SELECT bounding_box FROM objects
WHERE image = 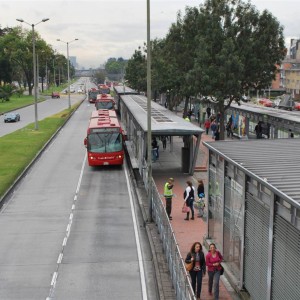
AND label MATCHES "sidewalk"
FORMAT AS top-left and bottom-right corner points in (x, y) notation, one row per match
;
(152, 124), (239, 300)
